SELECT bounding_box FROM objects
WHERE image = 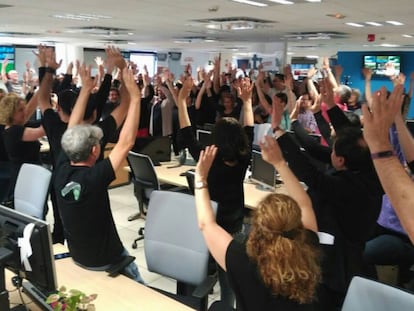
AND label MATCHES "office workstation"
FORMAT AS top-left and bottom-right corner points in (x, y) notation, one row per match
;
(1, 1), (414, 310)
